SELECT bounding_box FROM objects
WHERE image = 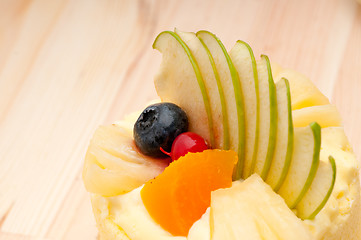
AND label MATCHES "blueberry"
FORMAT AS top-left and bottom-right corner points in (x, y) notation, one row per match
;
(134, 103), (189, 158)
